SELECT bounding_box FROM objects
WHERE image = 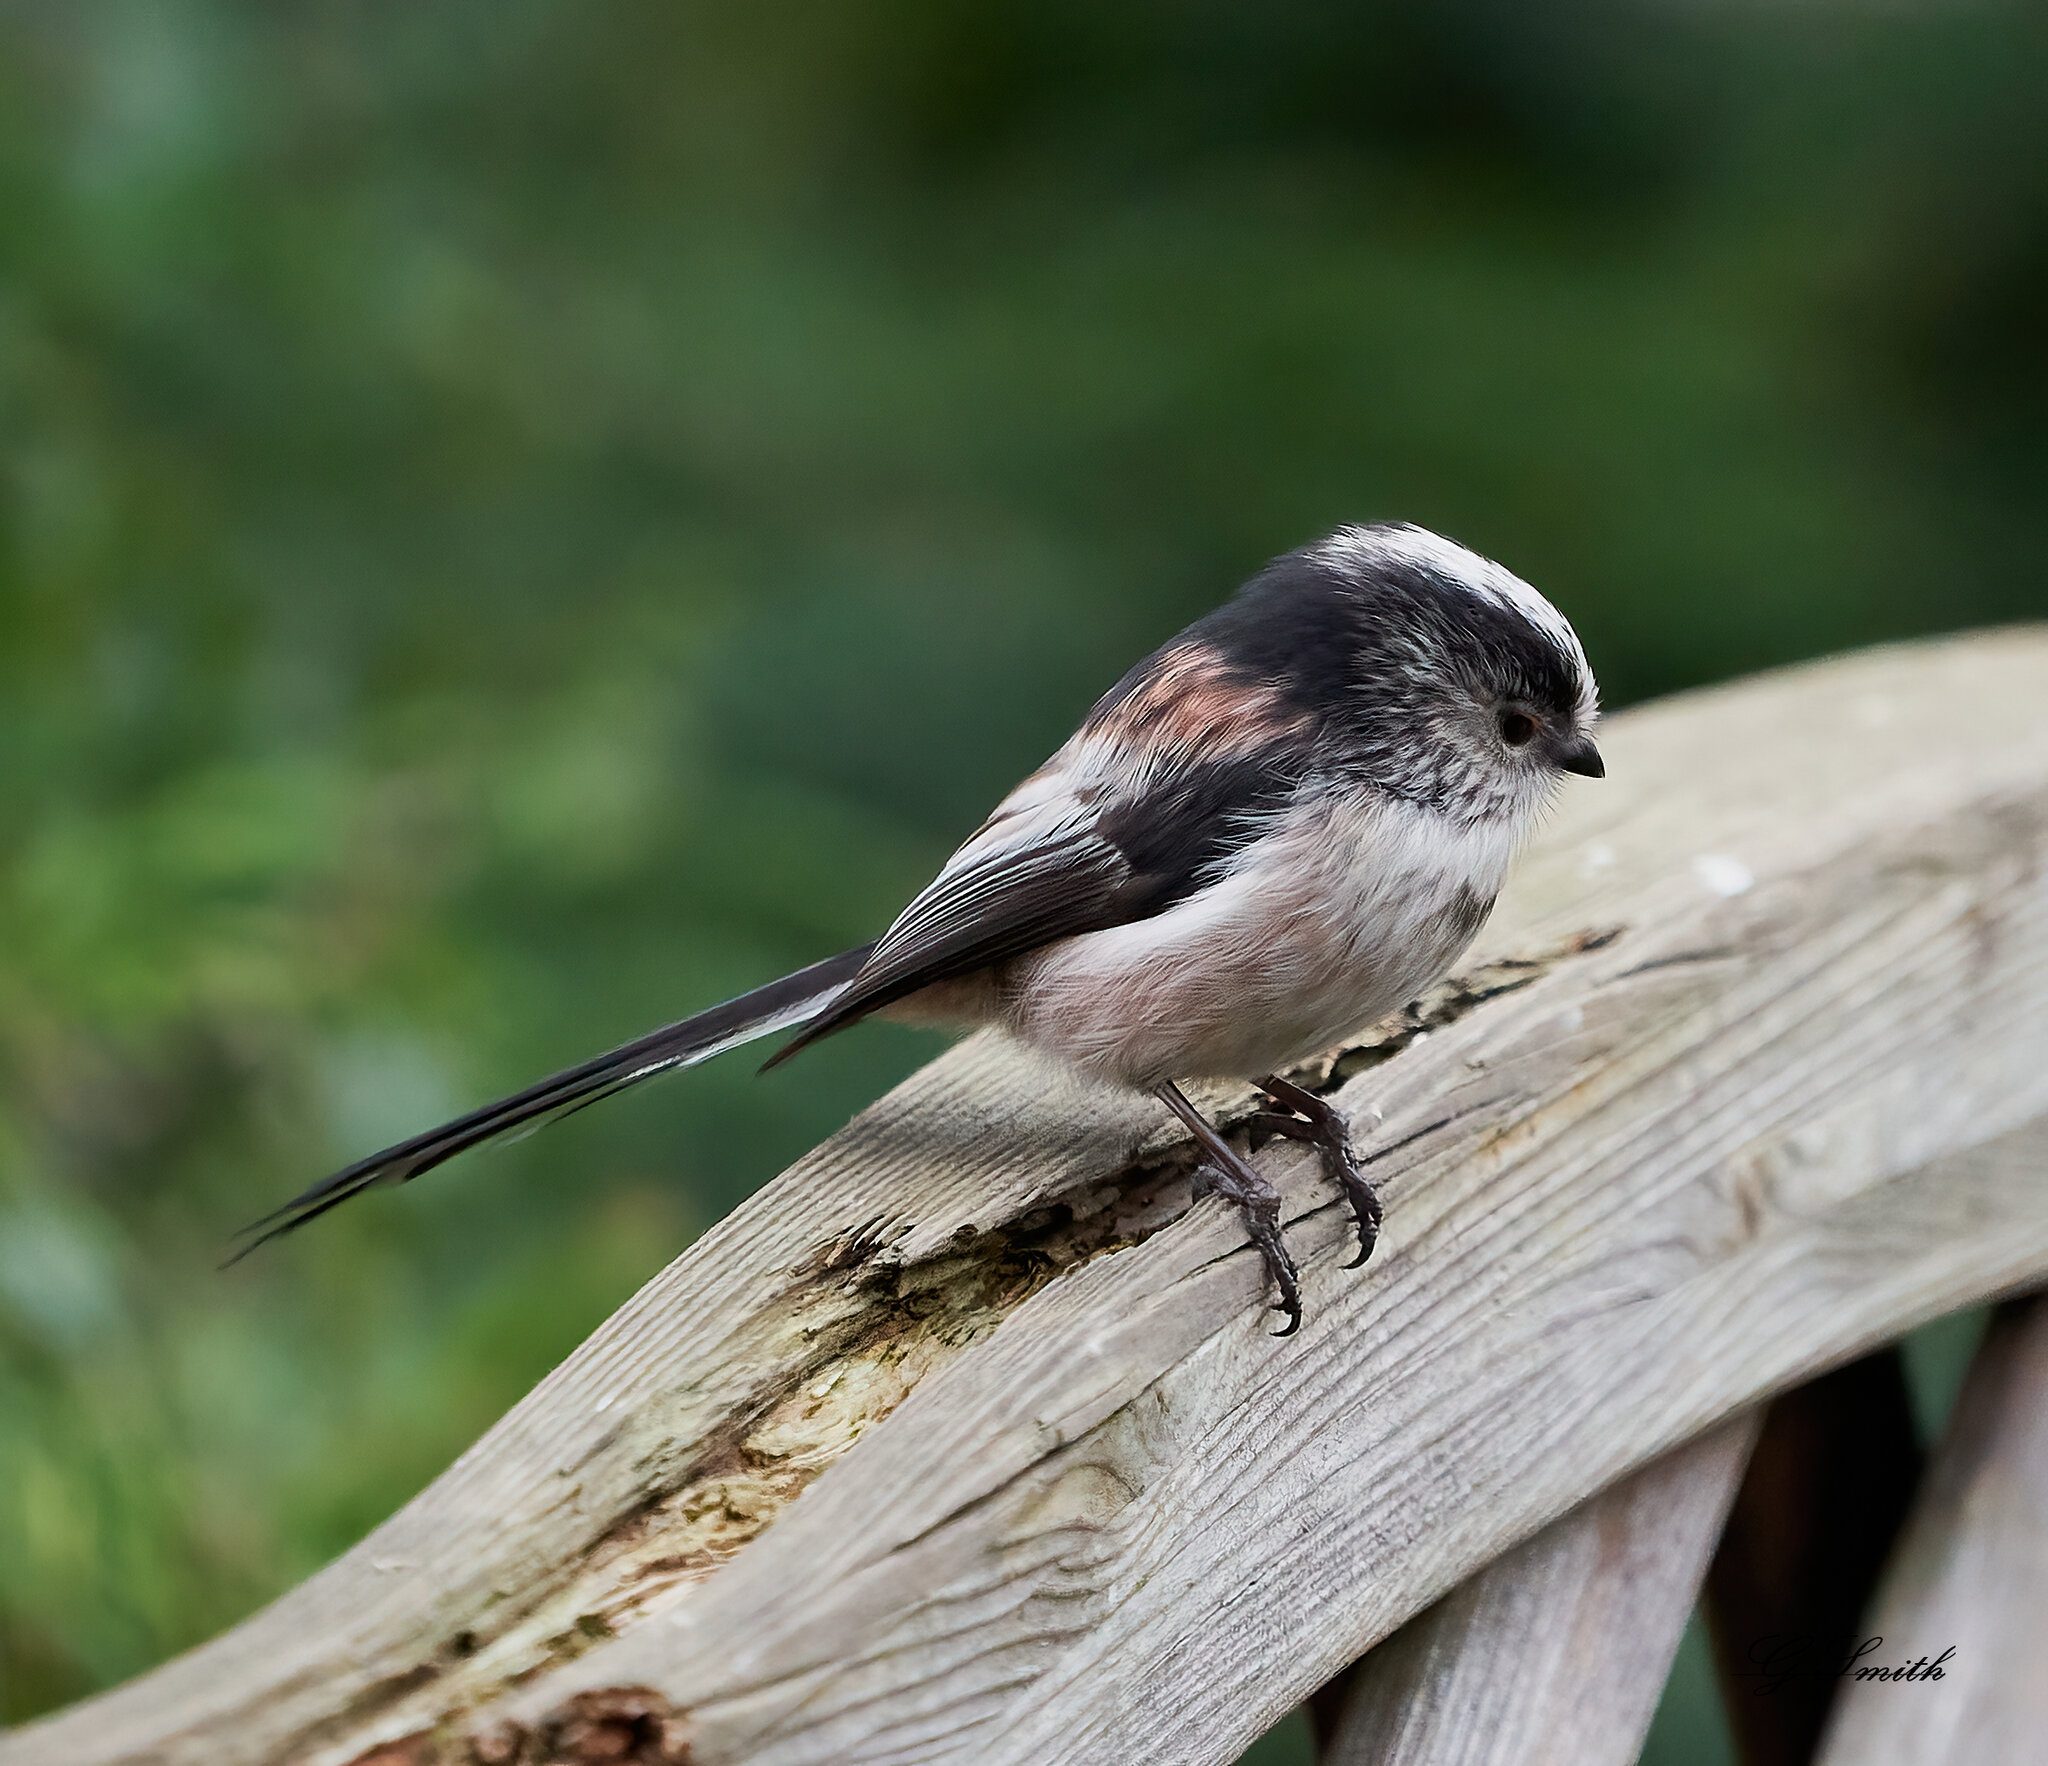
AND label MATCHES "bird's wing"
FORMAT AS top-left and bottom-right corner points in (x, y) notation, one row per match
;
(768, 634), (1317, 1062)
